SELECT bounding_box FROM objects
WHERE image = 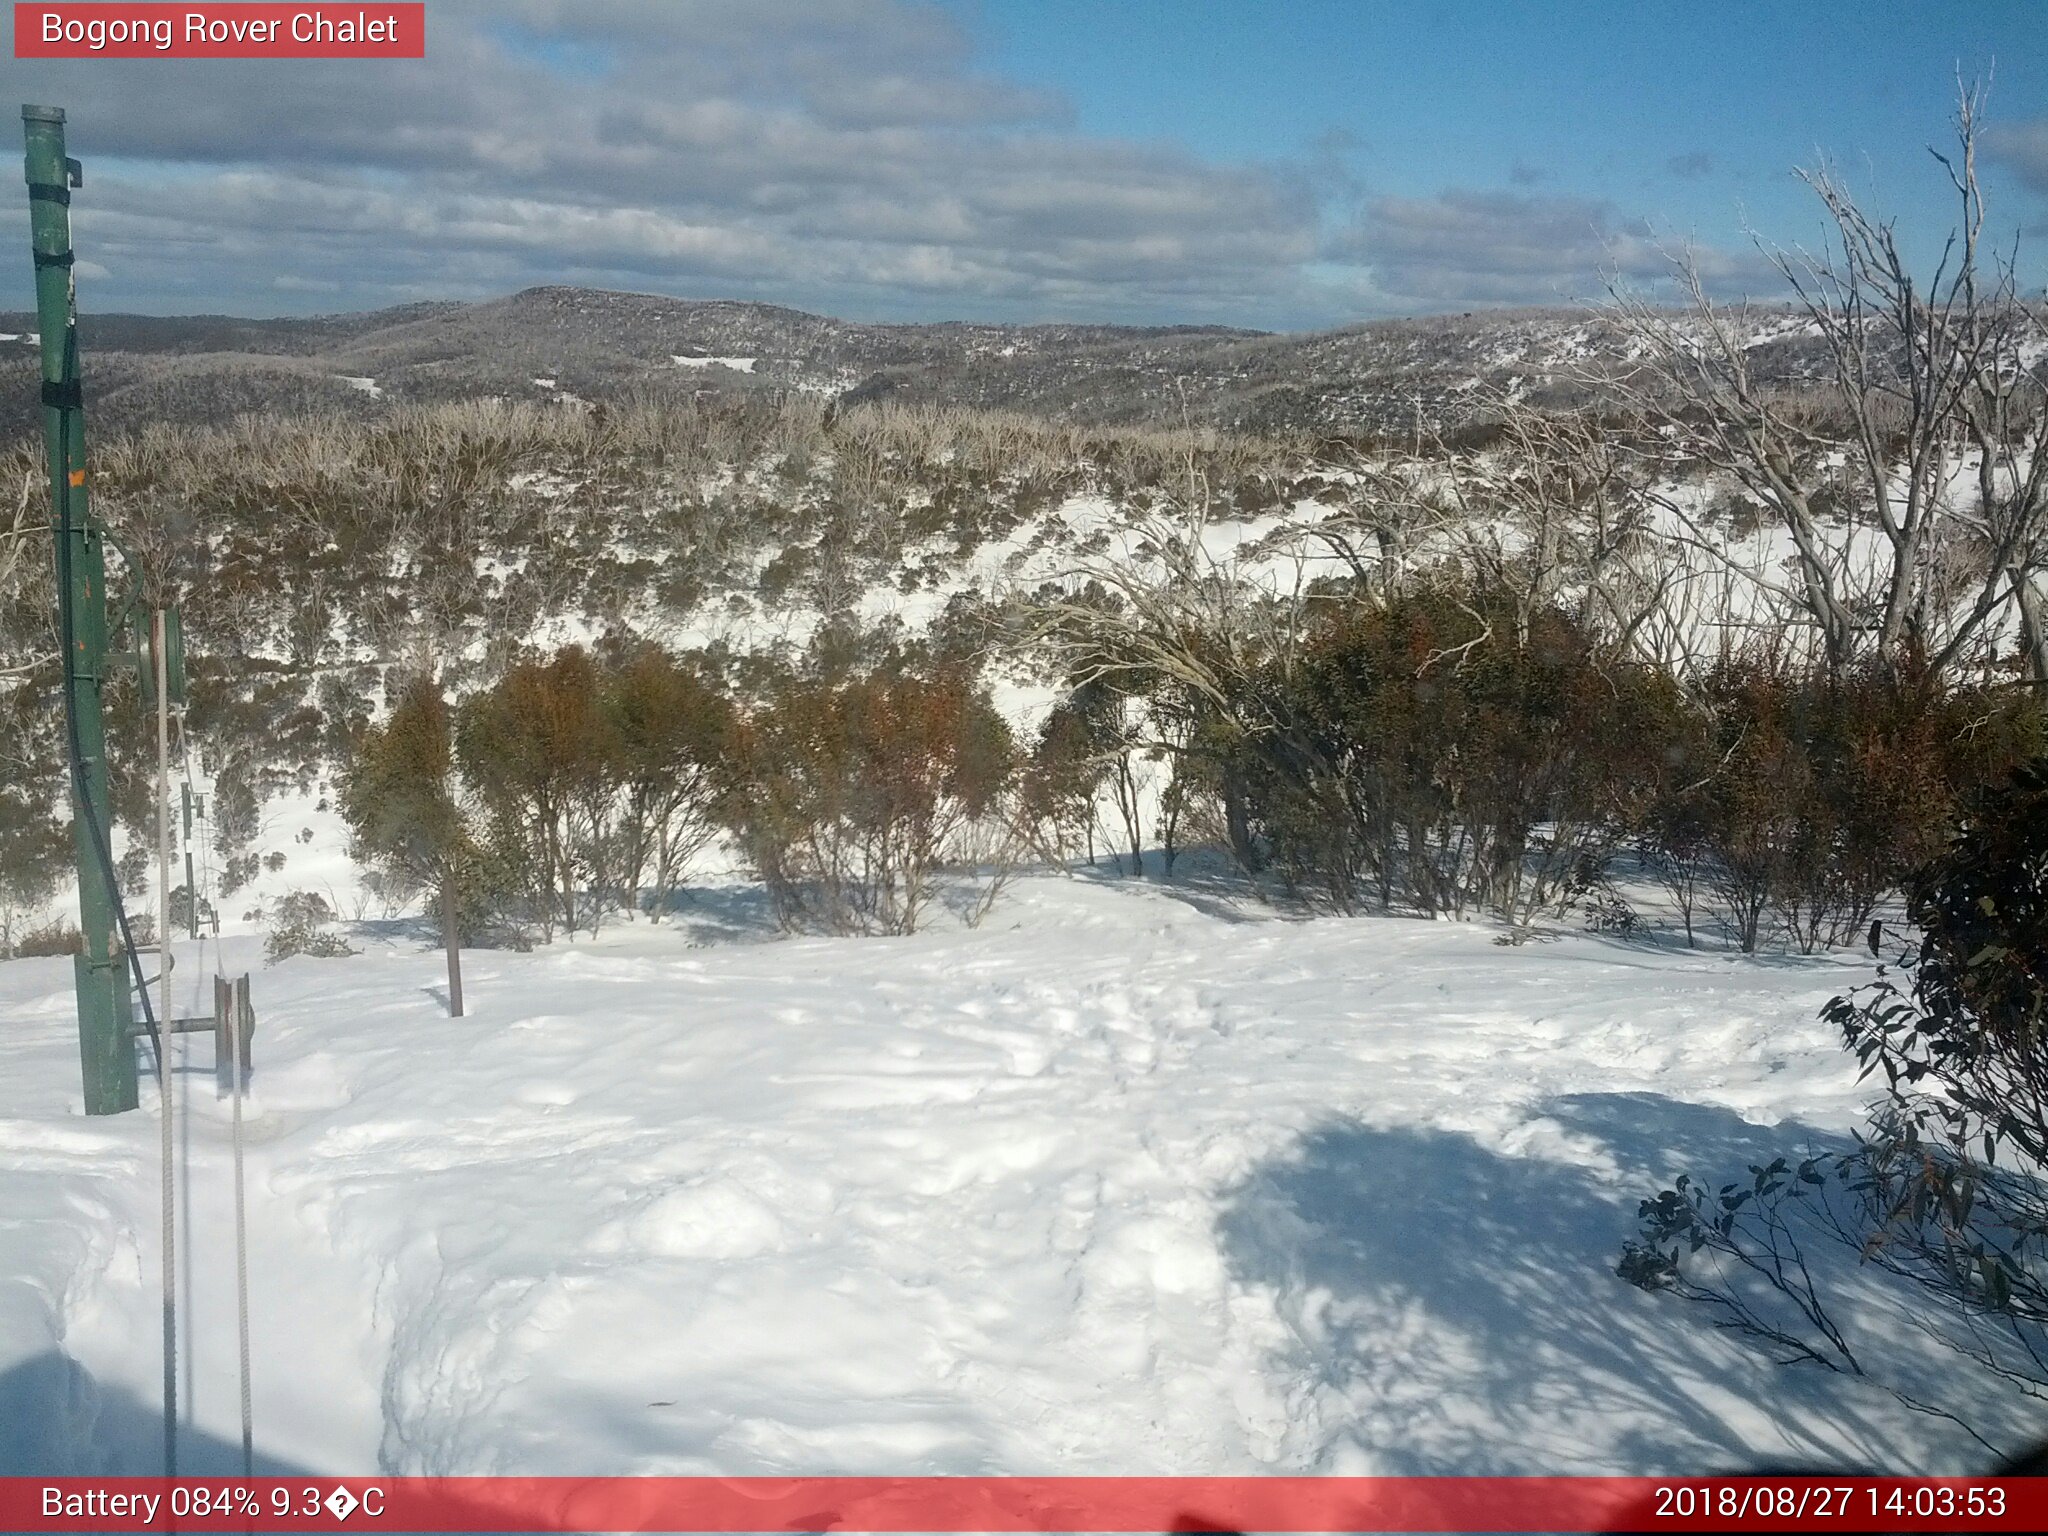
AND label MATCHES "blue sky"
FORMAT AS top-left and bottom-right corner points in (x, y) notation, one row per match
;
(2, 0), (2044, 328)
(958, 0), (2048, 277)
